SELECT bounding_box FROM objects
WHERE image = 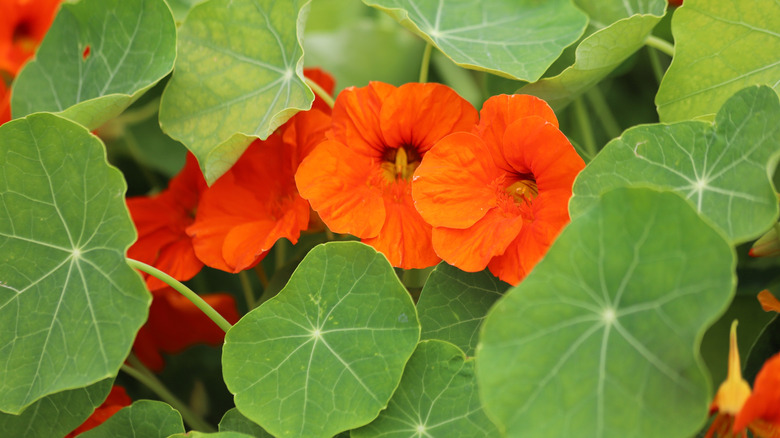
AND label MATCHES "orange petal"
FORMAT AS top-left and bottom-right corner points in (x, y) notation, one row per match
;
(362, 181), (439, 269)
(282, 108), (332, 163)
(734, 352), (780, 432)
(758, 289), (780, 313)
(147, 237), (203, 290)
(330, 82), (395, 156)
(1, 80), (10, 125)
(379, 82), (478, 154)
(303, 67), (336, 113)
(474, 94), (559, 172)
(0, 0), (62, 75)
(412, 132), (500, 229)
(65, 385), (131, 437)
(295, 140), (386, 237)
